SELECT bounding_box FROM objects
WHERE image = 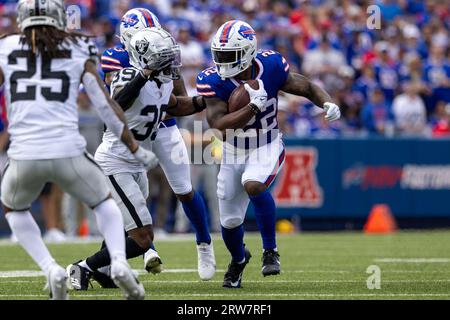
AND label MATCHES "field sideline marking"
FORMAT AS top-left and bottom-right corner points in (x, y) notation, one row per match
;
(375, 258), (450, 263)
(0, 269), (224, 278)
(1, 293), (450, 299)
